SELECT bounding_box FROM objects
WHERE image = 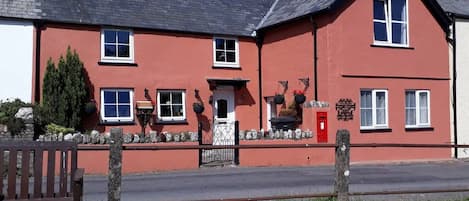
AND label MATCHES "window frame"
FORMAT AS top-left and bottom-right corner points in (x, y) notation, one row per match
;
(405, 90), (431, 128)
(360, 89), (389, 130)
(100, 29), (135, 63)
(157, 90), (187, 122)
(213, 37), (240, 68)
(100, 89), (134, 123)
(373, 0), (409, 47)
